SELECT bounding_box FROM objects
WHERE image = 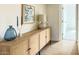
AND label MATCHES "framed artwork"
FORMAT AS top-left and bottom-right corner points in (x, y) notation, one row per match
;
(21, 4), (35, 24)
